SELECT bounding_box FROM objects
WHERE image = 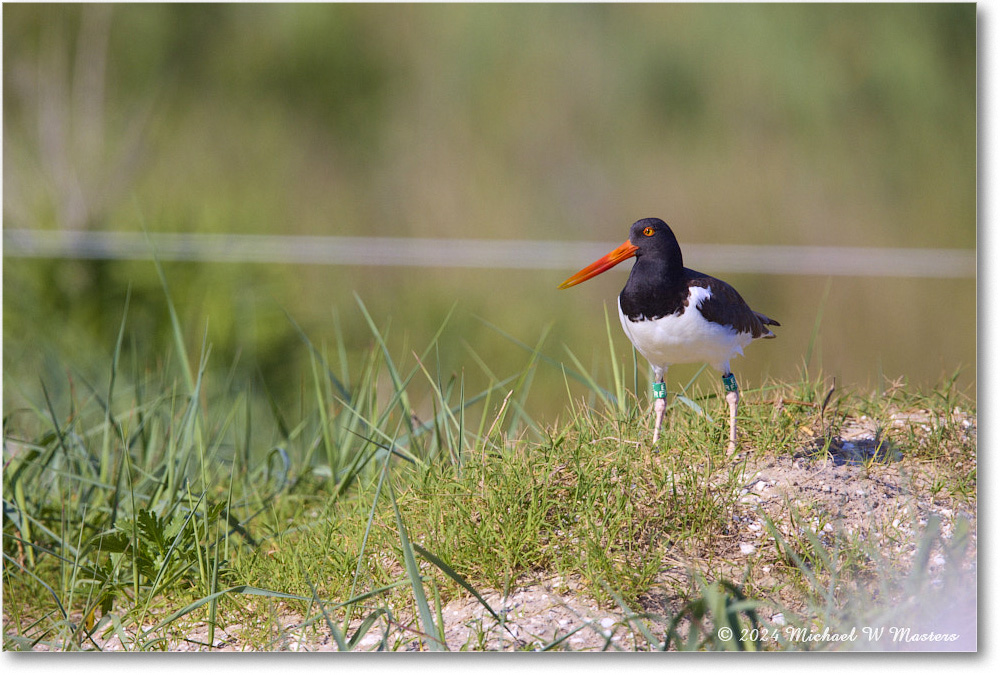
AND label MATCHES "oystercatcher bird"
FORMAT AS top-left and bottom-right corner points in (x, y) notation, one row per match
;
(559, 218), (779, 453)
